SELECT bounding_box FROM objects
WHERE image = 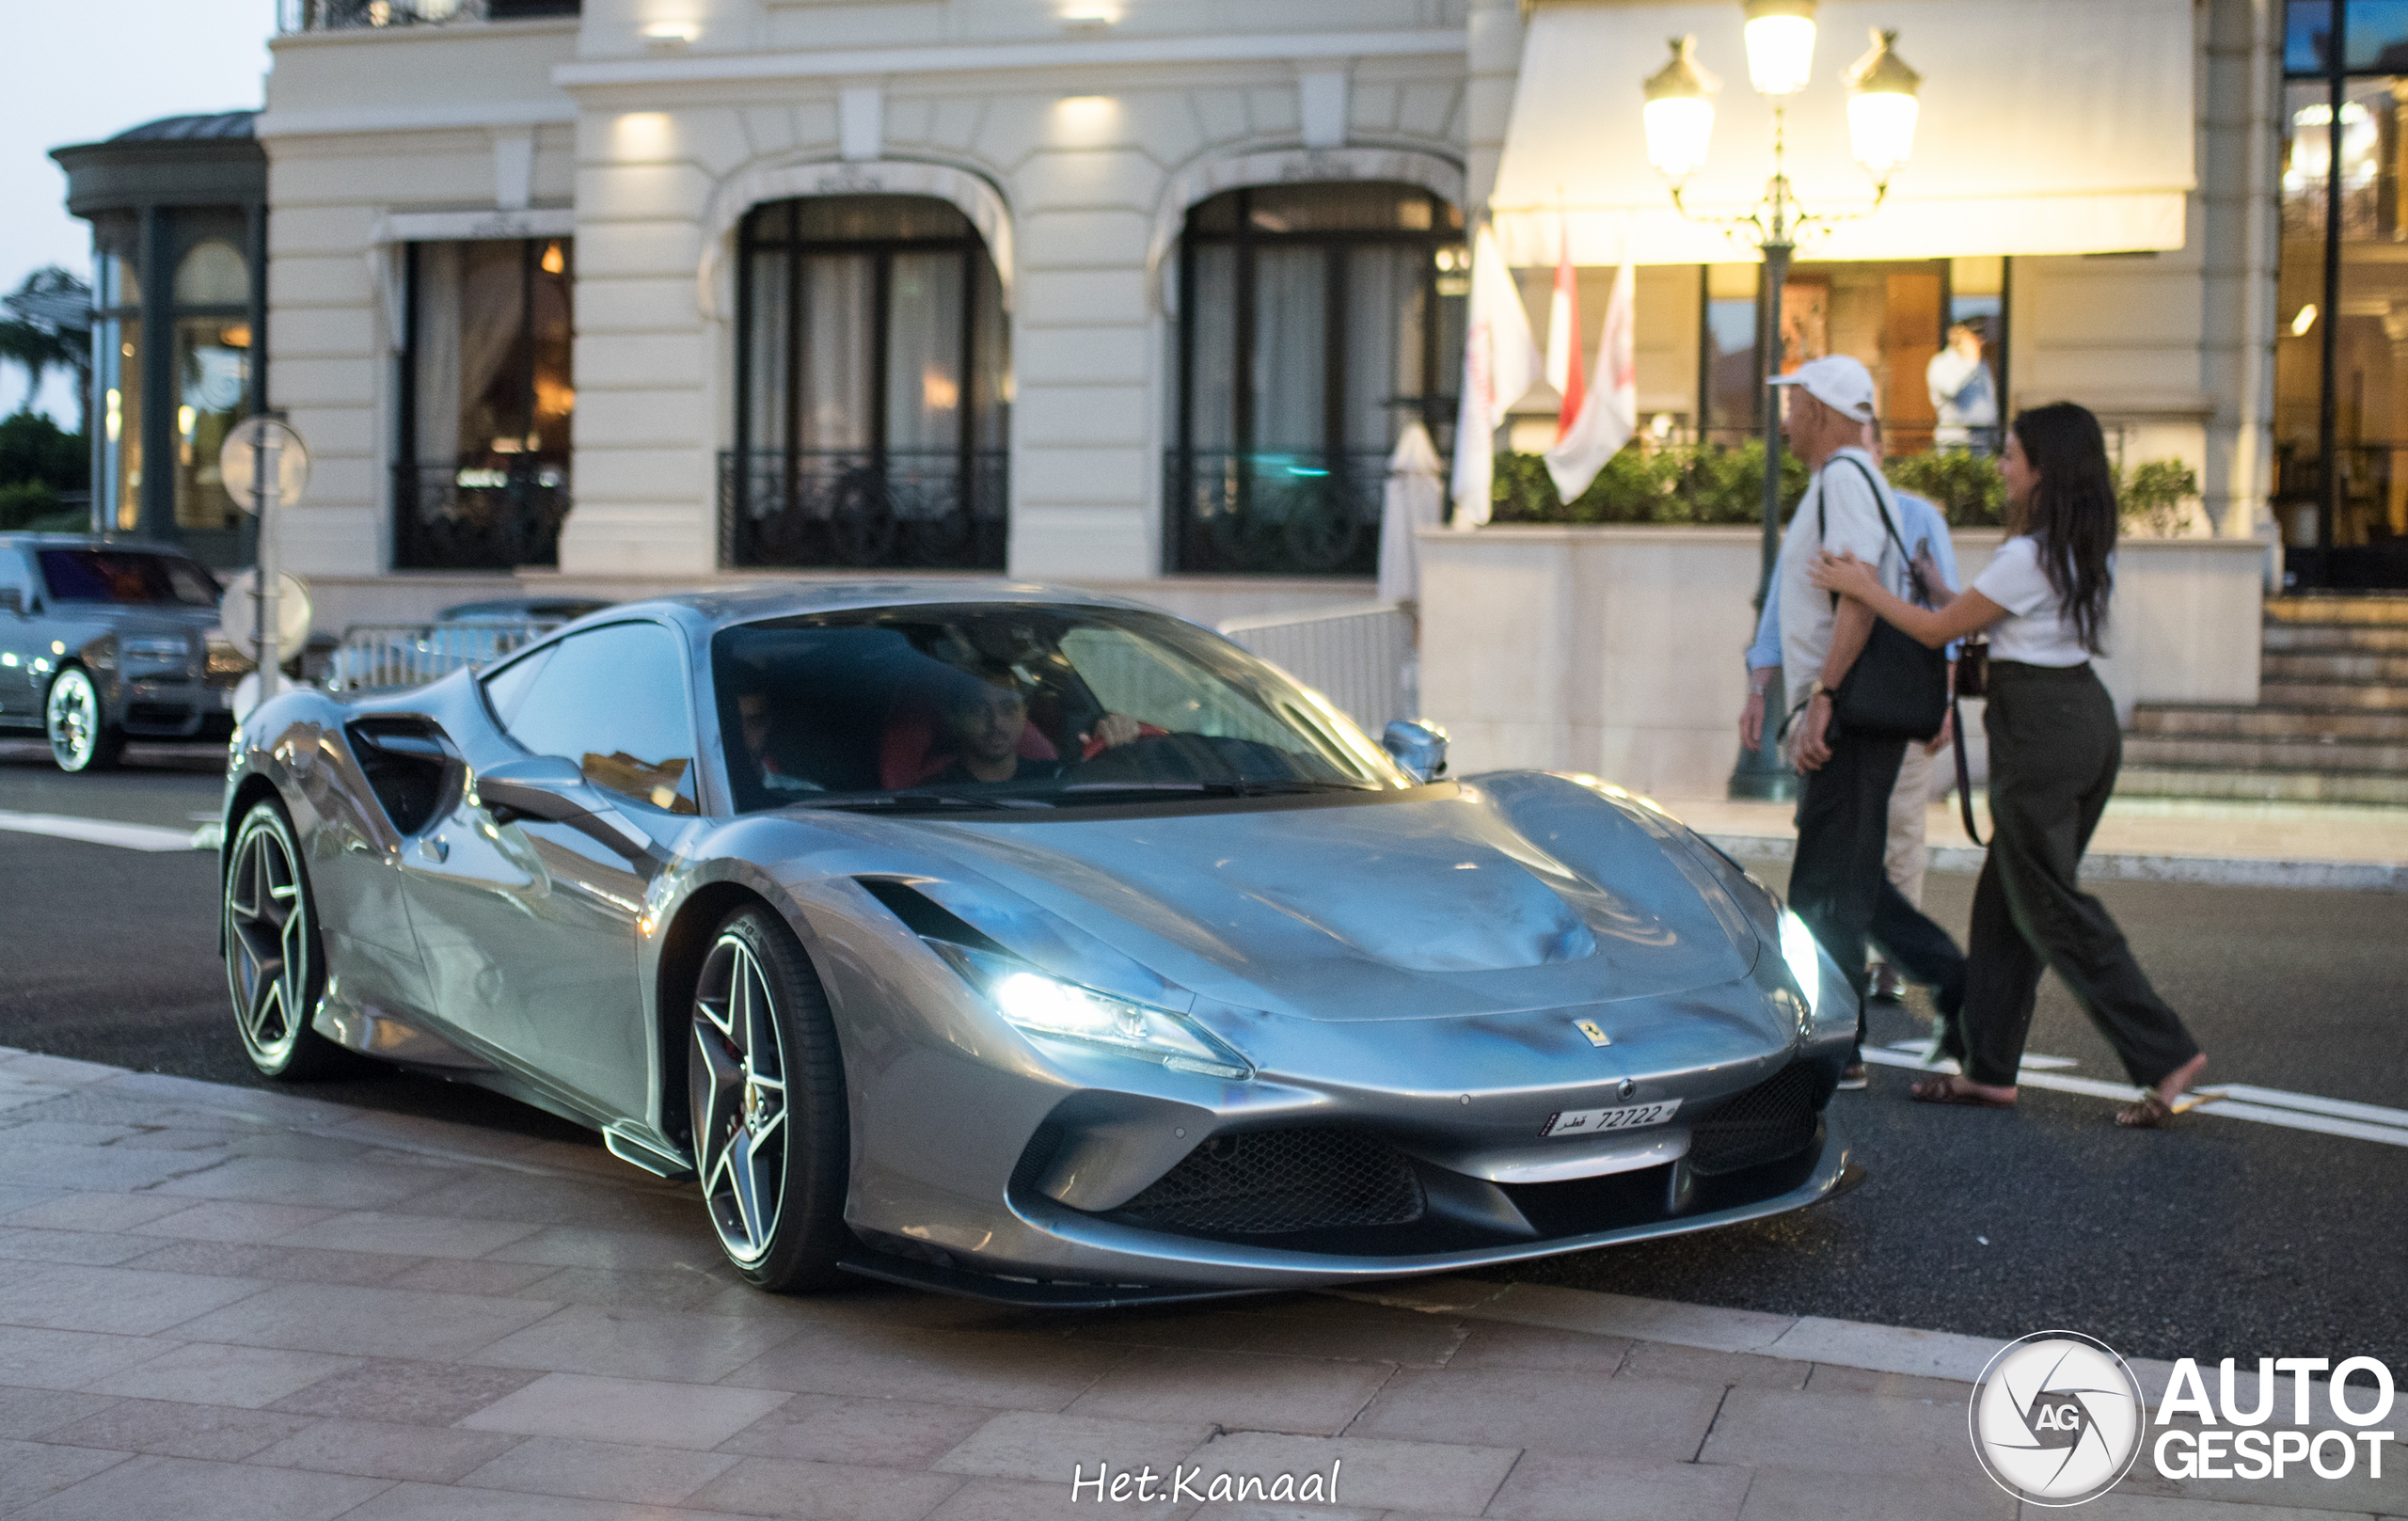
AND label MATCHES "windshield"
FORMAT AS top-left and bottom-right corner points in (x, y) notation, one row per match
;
(37, 549), (220, 608)
(713, 604), (1409, 813)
